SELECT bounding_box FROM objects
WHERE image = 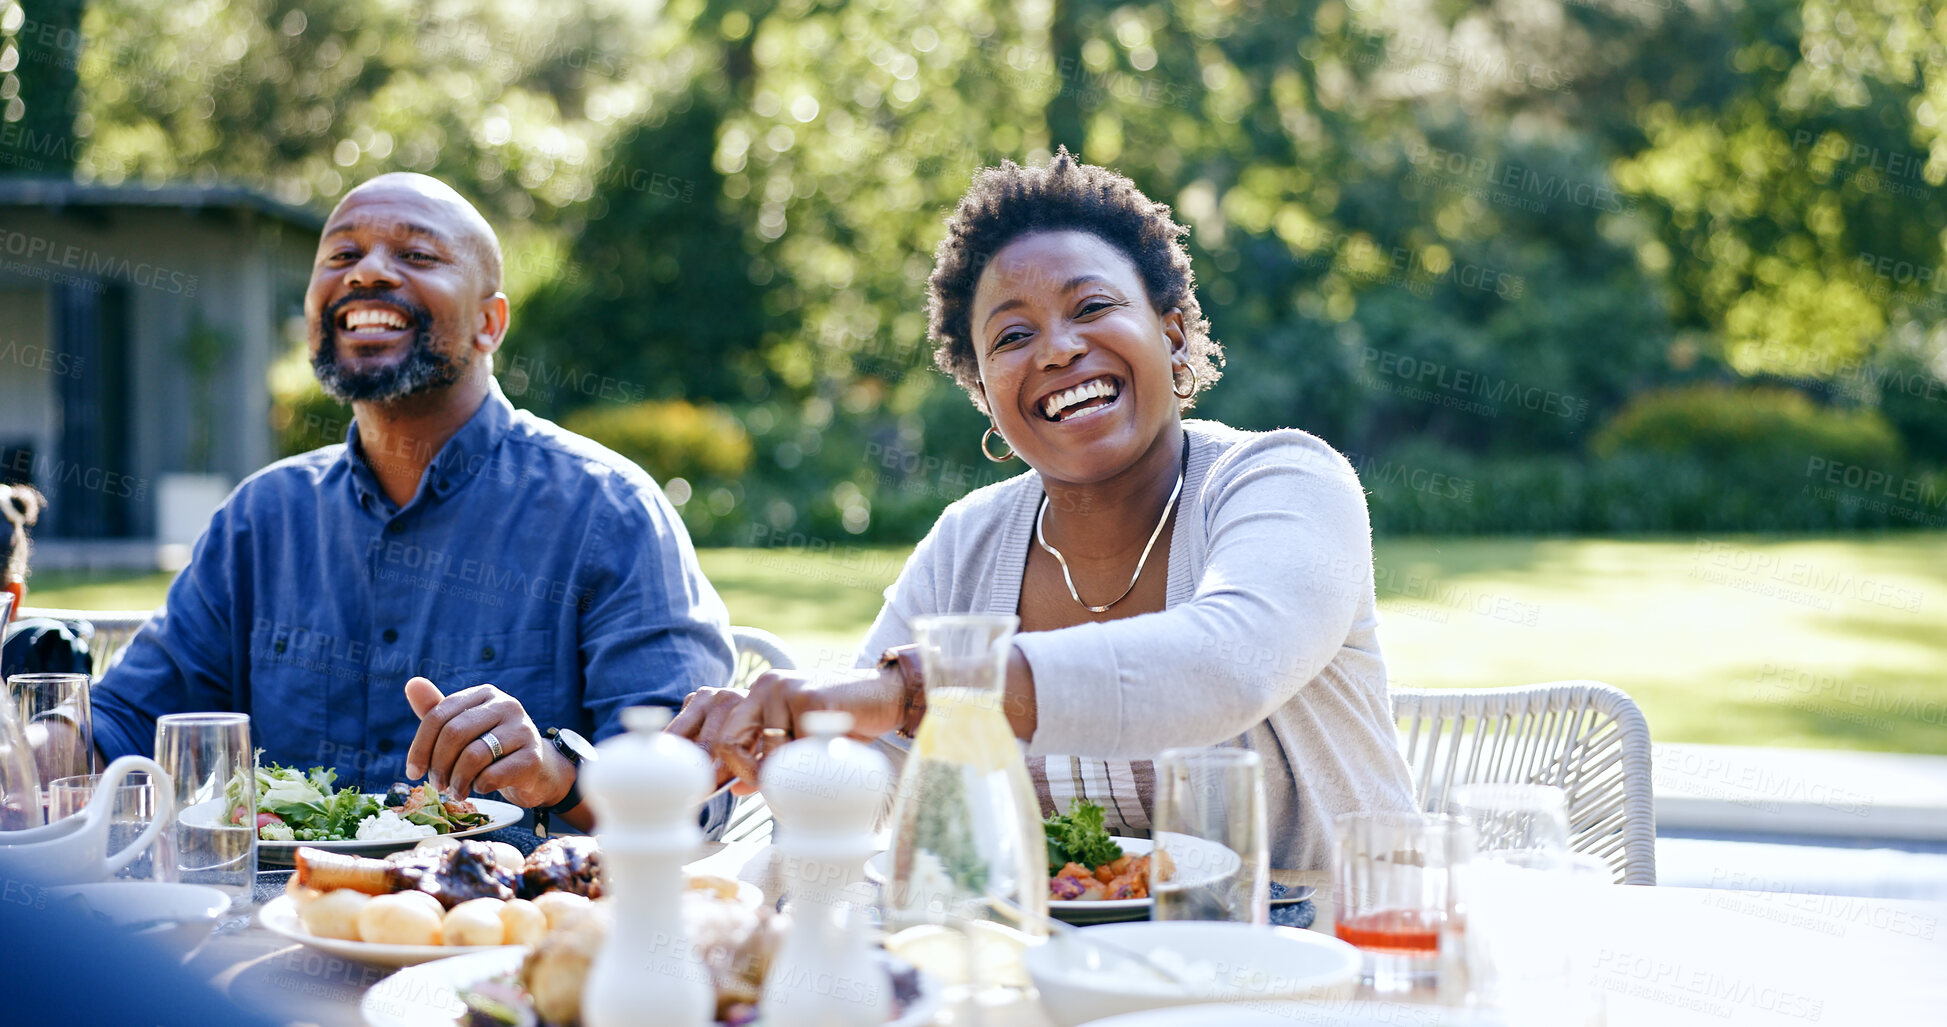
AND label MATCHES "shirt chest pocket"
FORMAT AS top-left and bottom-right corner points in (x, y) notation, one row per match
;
(245, 621), (345, 719)
(248, 621), (359, 682)
(422, 629), (556, 693)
